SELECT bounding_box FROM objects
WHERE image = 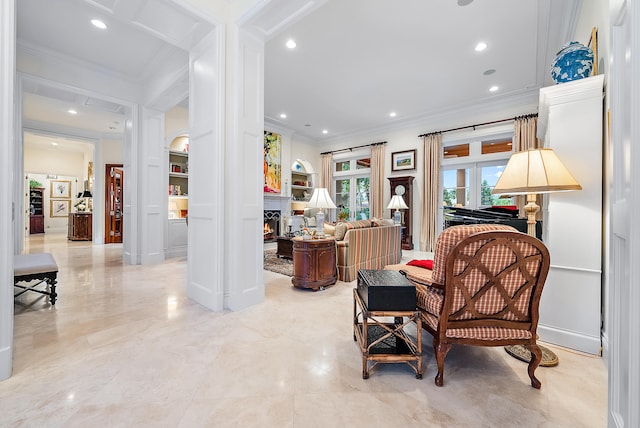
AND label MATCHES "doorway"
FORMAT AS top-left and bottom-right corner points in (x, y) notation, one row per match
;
(105, 164), (123, 244)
